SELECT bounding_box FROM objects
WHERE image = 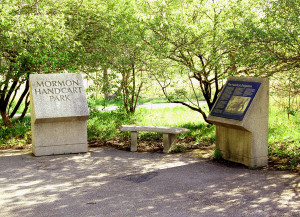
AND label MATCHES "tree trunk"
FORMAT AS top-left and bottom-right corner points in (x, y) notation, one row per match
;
(1, 110), (12, 126)
(103, 68), (110, 100)
(15, 93), (30, 123)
